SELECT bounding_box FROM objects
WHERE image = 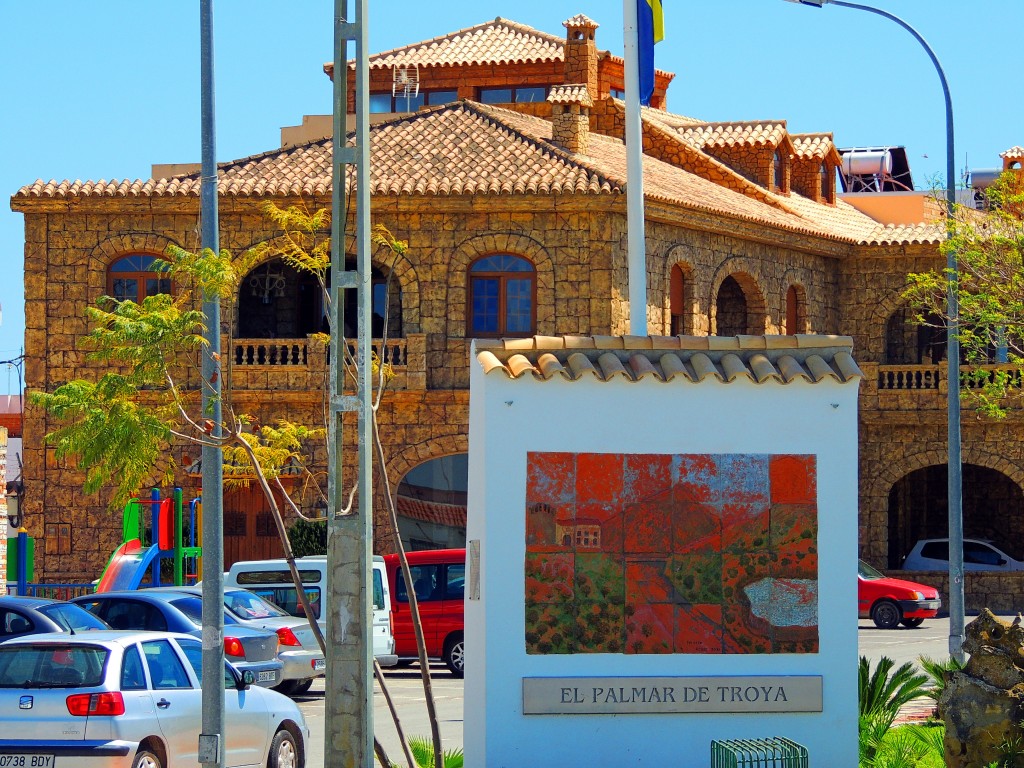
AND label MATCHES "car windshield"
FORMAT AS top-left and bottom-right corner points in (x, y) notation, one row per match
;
(224, 591), (287, 620)
(858, 560), (886, 580)
(37, 603), (110, 632)
(0, 644), (108, 688)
